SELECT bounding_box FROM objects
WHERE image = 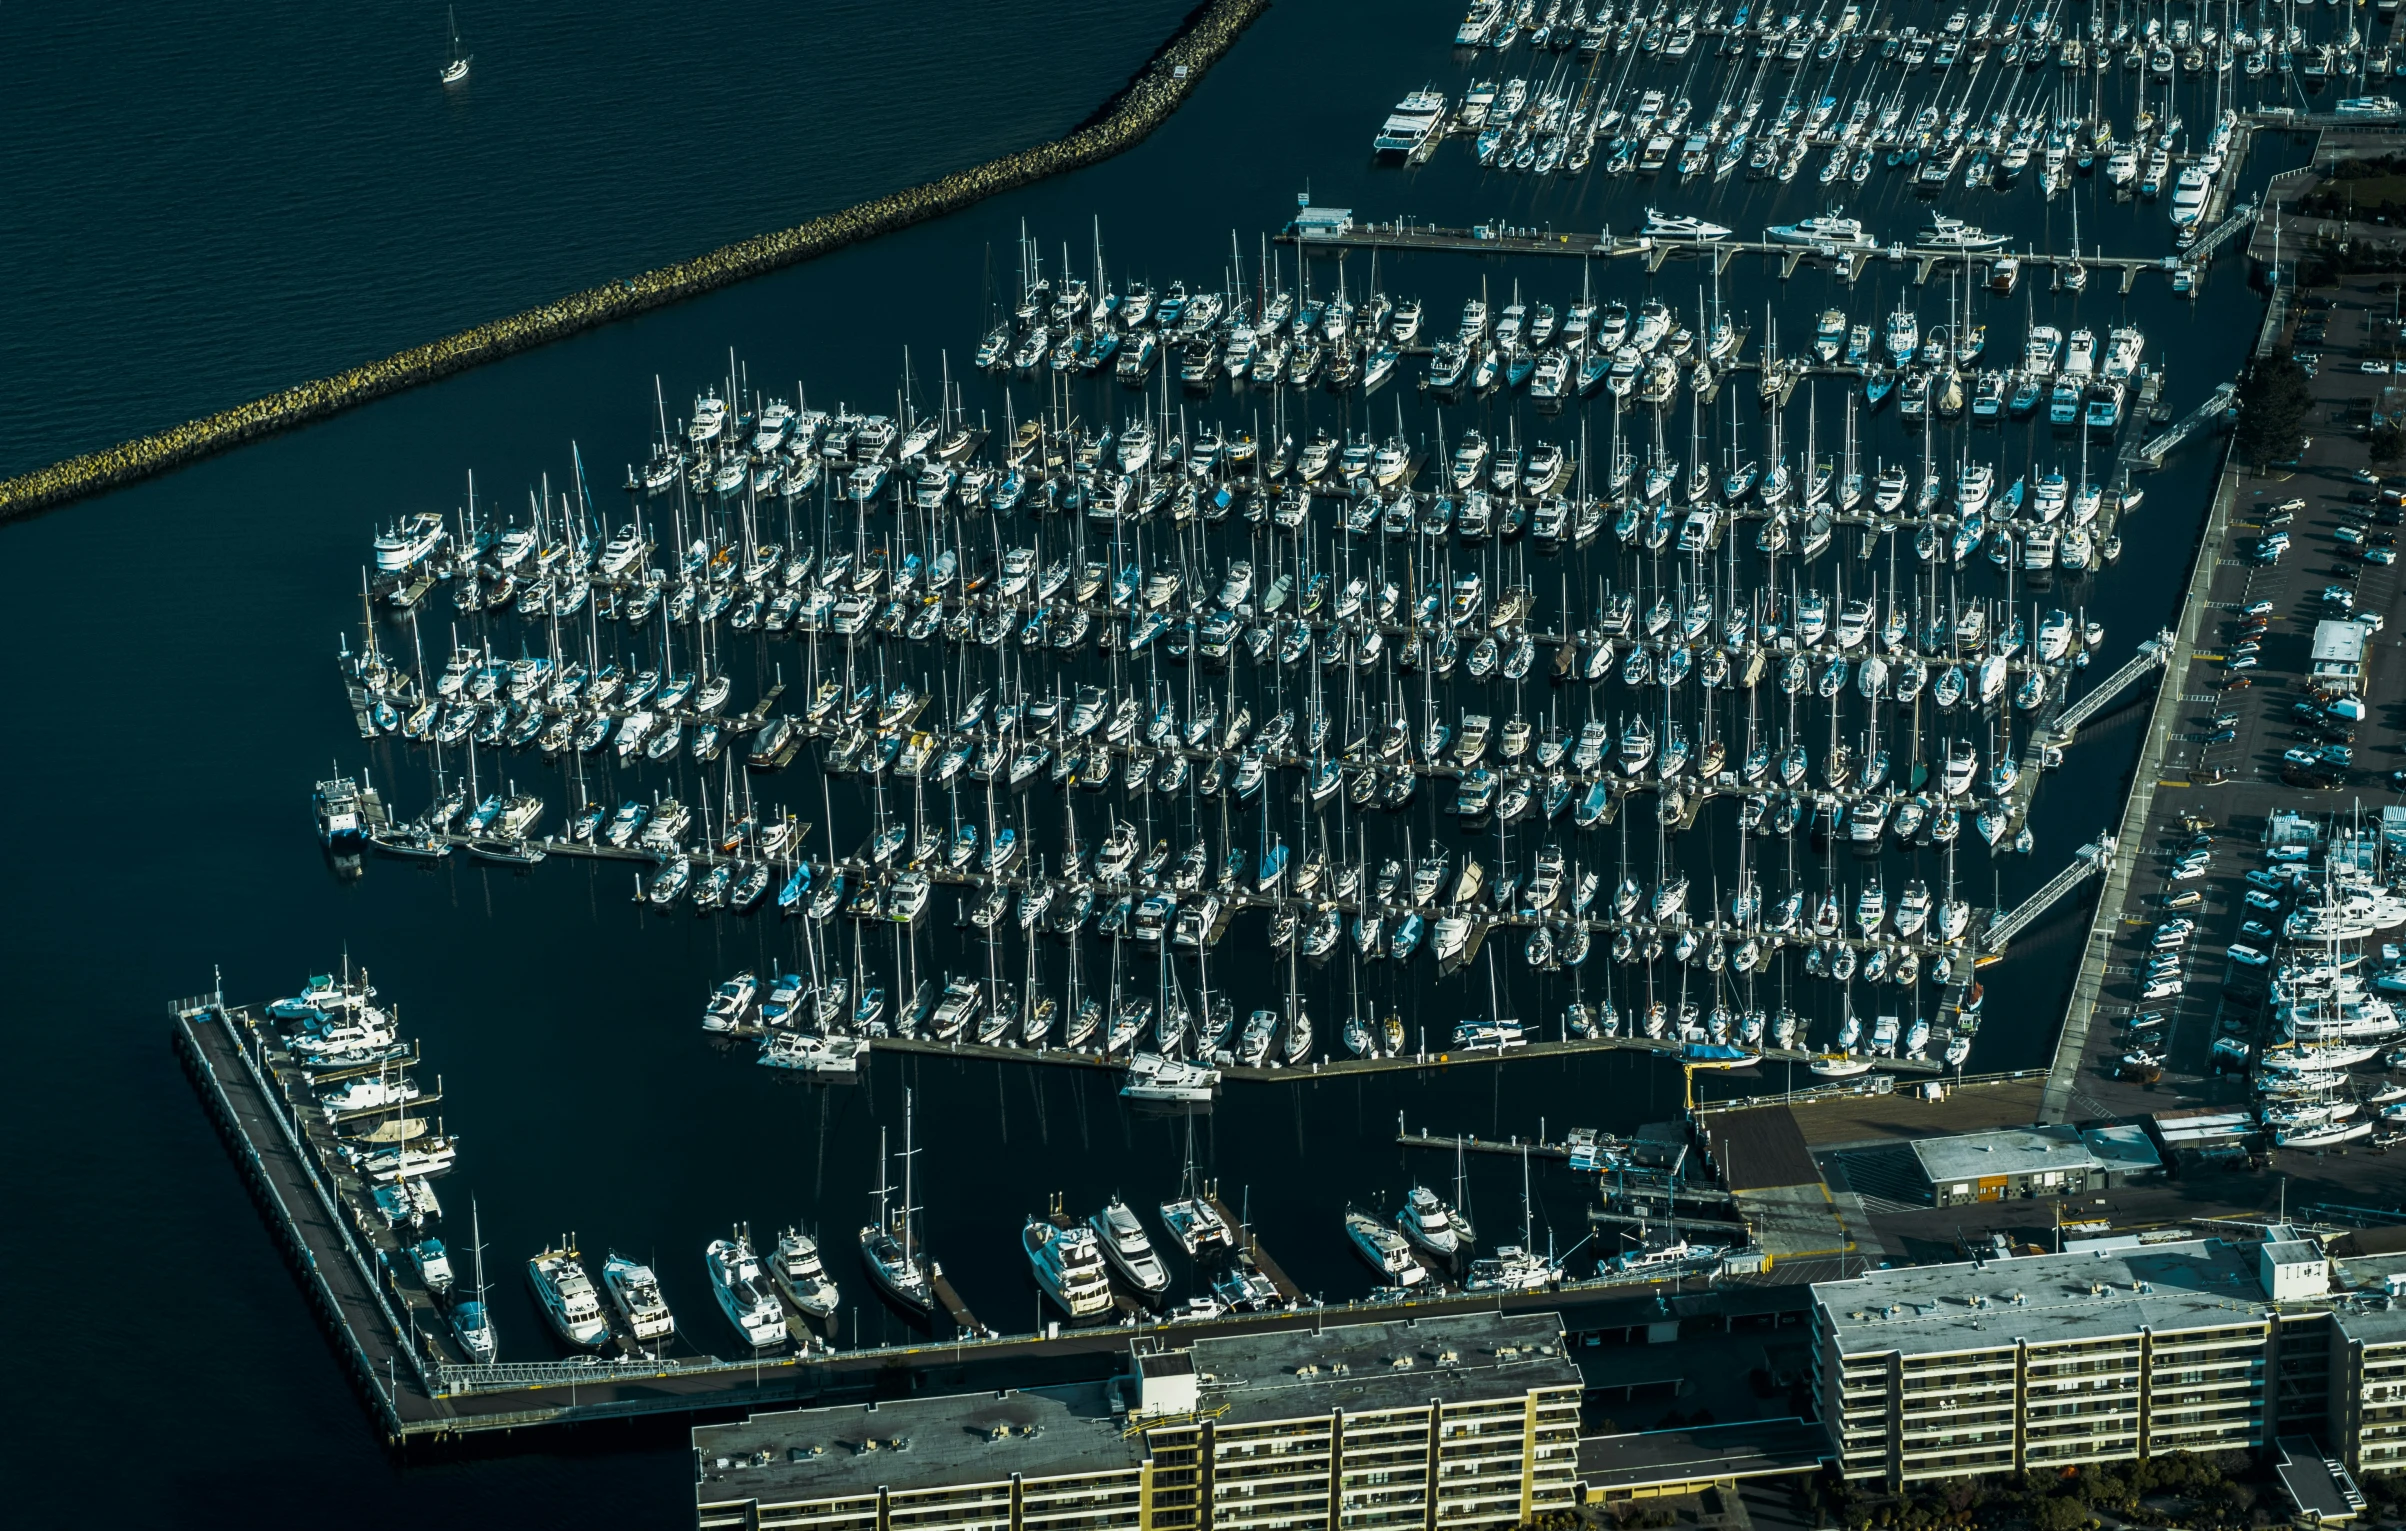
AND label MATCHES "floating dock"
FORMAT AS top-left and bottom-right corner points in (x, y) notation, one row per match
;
(182, 992), (1773, 1444)
(1279, 217), (2228, 295)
